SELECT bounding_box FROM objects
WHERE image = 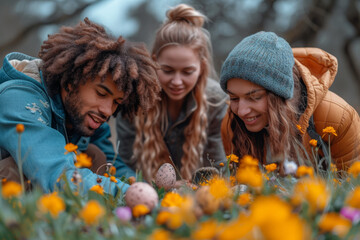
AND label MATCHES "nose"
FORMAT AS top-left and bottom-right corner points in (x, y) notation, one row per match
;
(237, 99), (251, 117)
(99, 99), (114, 118)
(171, 73), (182, 86)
